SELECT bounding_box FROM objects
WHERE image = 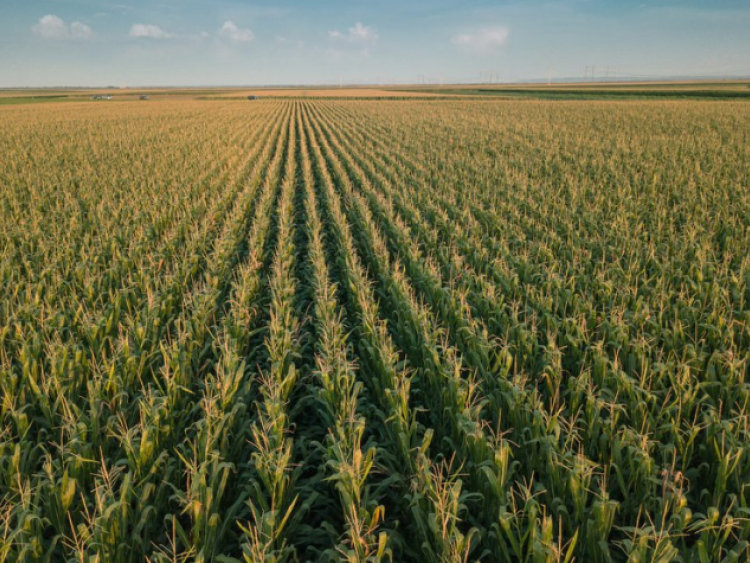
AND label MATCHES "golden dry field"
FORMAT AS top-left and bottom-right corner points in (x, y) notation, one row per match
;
(226, 88), (447, 98)
(2, 96), (750, 562)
